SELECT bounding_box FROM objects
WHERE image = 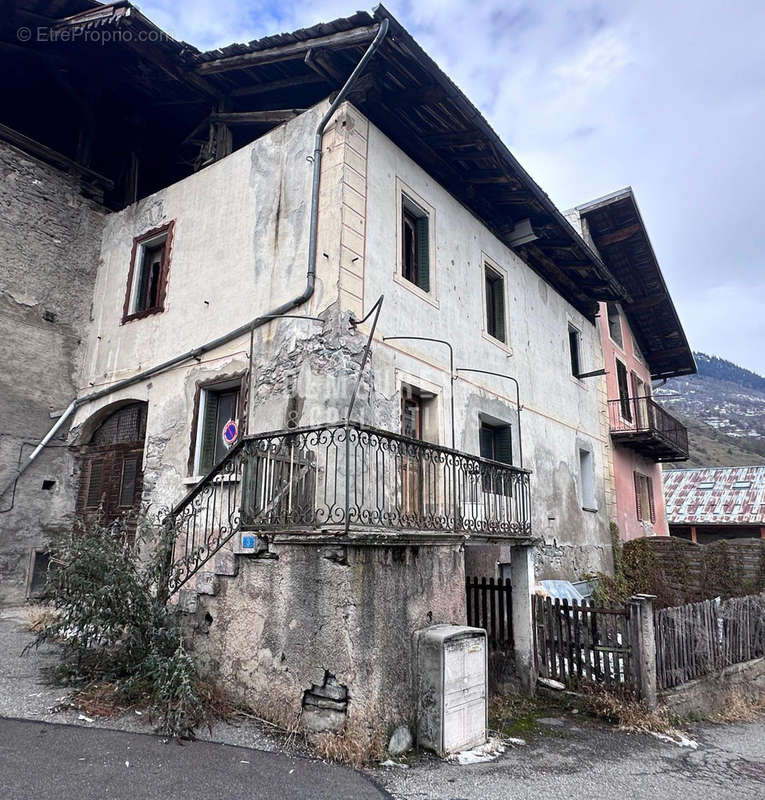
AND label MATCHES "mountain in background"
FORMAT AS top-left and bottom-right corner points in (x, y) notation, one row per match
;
(654, 352), (765, 468)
